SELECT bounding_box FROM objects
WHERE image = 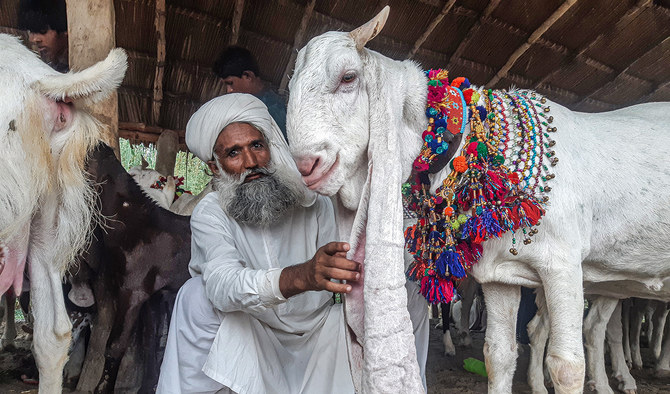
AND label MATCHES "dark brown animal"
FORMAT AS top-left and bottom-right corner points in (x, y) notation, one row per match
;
(74, 143), (191, 393)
